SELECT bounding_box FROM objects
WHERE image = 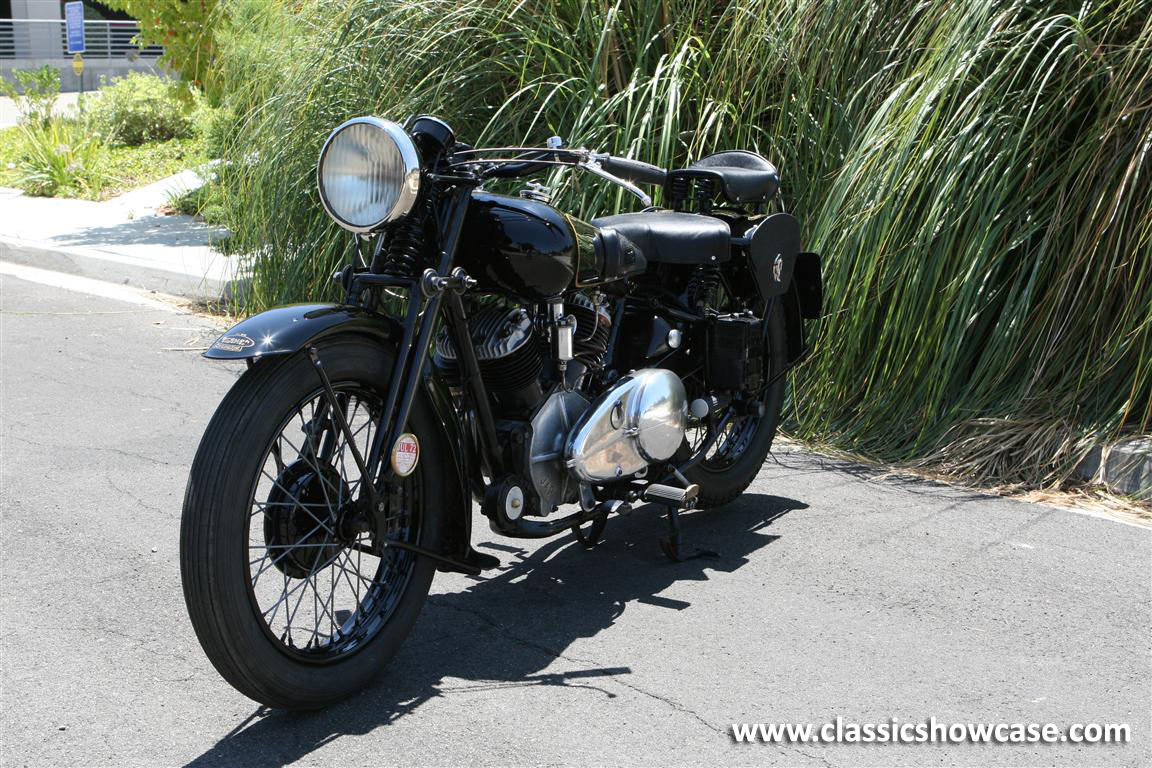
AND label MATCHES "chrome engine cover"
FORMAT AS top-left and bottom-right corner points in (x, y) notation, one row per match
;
(566, 369), (689, 483)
